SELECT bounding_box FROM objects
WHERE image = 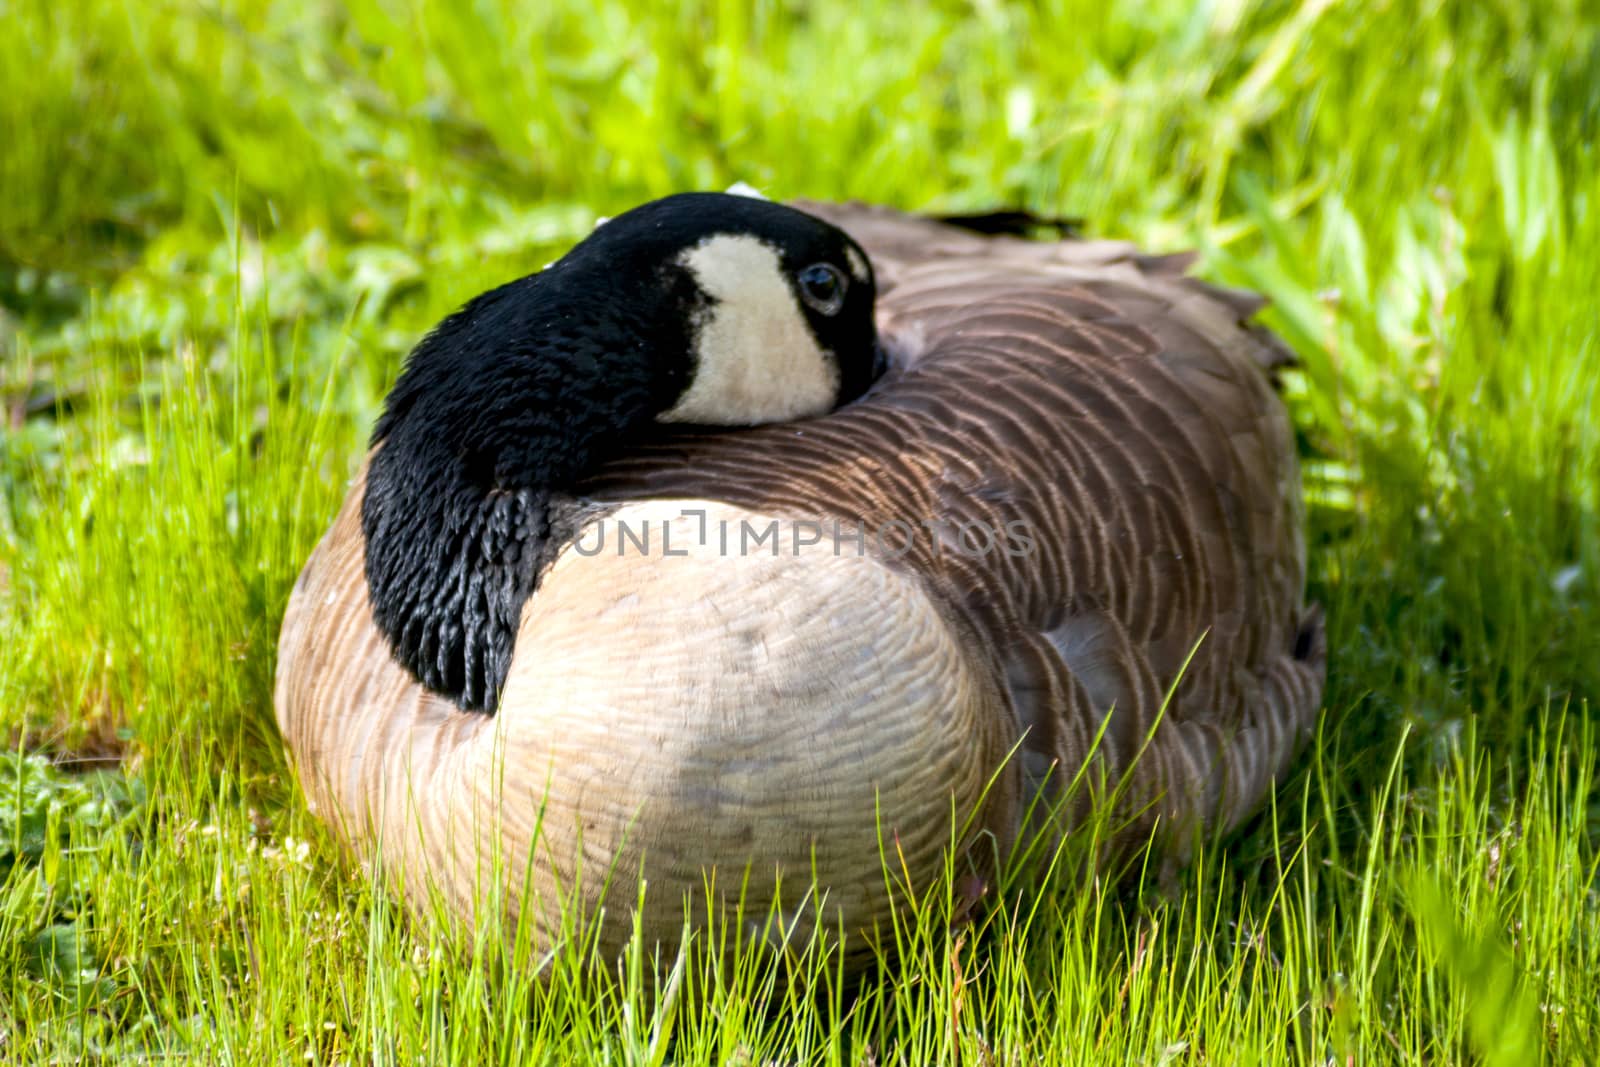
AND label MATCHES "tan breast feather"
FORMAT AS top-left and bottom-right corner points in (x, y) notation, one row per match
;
(275, 201), (1324, 967)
